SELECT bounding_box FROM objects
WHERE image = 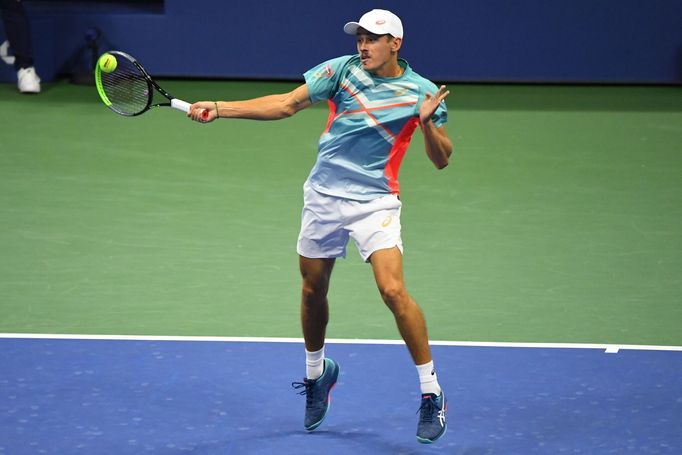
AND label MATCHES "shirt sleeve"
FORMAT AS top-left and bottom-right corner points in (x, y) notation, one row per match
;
(431, 99), (448, 128)
(303, 55), (354, 104)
